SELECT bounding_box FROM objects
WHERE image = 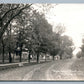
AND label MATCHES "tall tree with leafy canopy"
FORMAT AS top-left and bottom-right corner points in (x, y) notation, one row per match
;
(0, 4), (32, 40)
(29, 12), (53, 63)
(59, 35), (74, 59)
